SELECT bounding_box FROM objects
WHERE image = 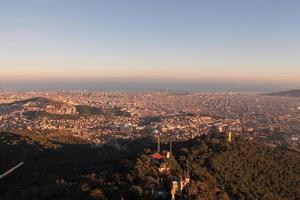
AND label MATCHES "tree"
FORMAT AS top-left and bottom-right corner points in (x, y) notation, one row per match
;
(89, 188), (107, 200)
